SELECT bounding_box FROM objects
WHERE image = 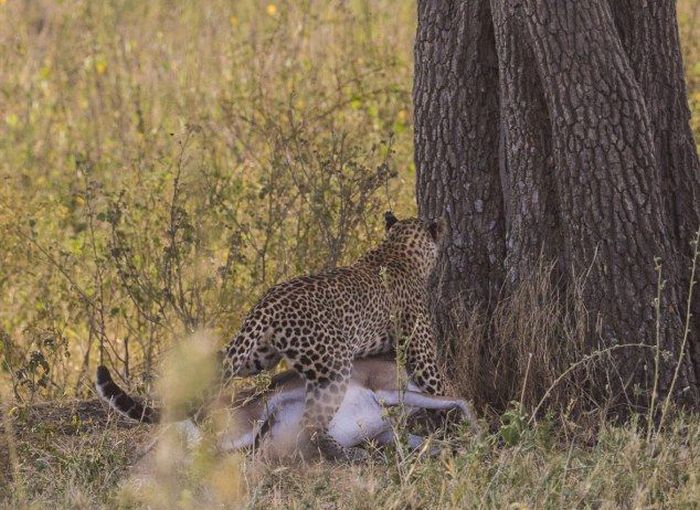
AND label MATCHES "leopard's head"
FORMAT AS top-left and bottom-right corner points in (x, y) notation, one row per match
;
(383, 211), (445, 276)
